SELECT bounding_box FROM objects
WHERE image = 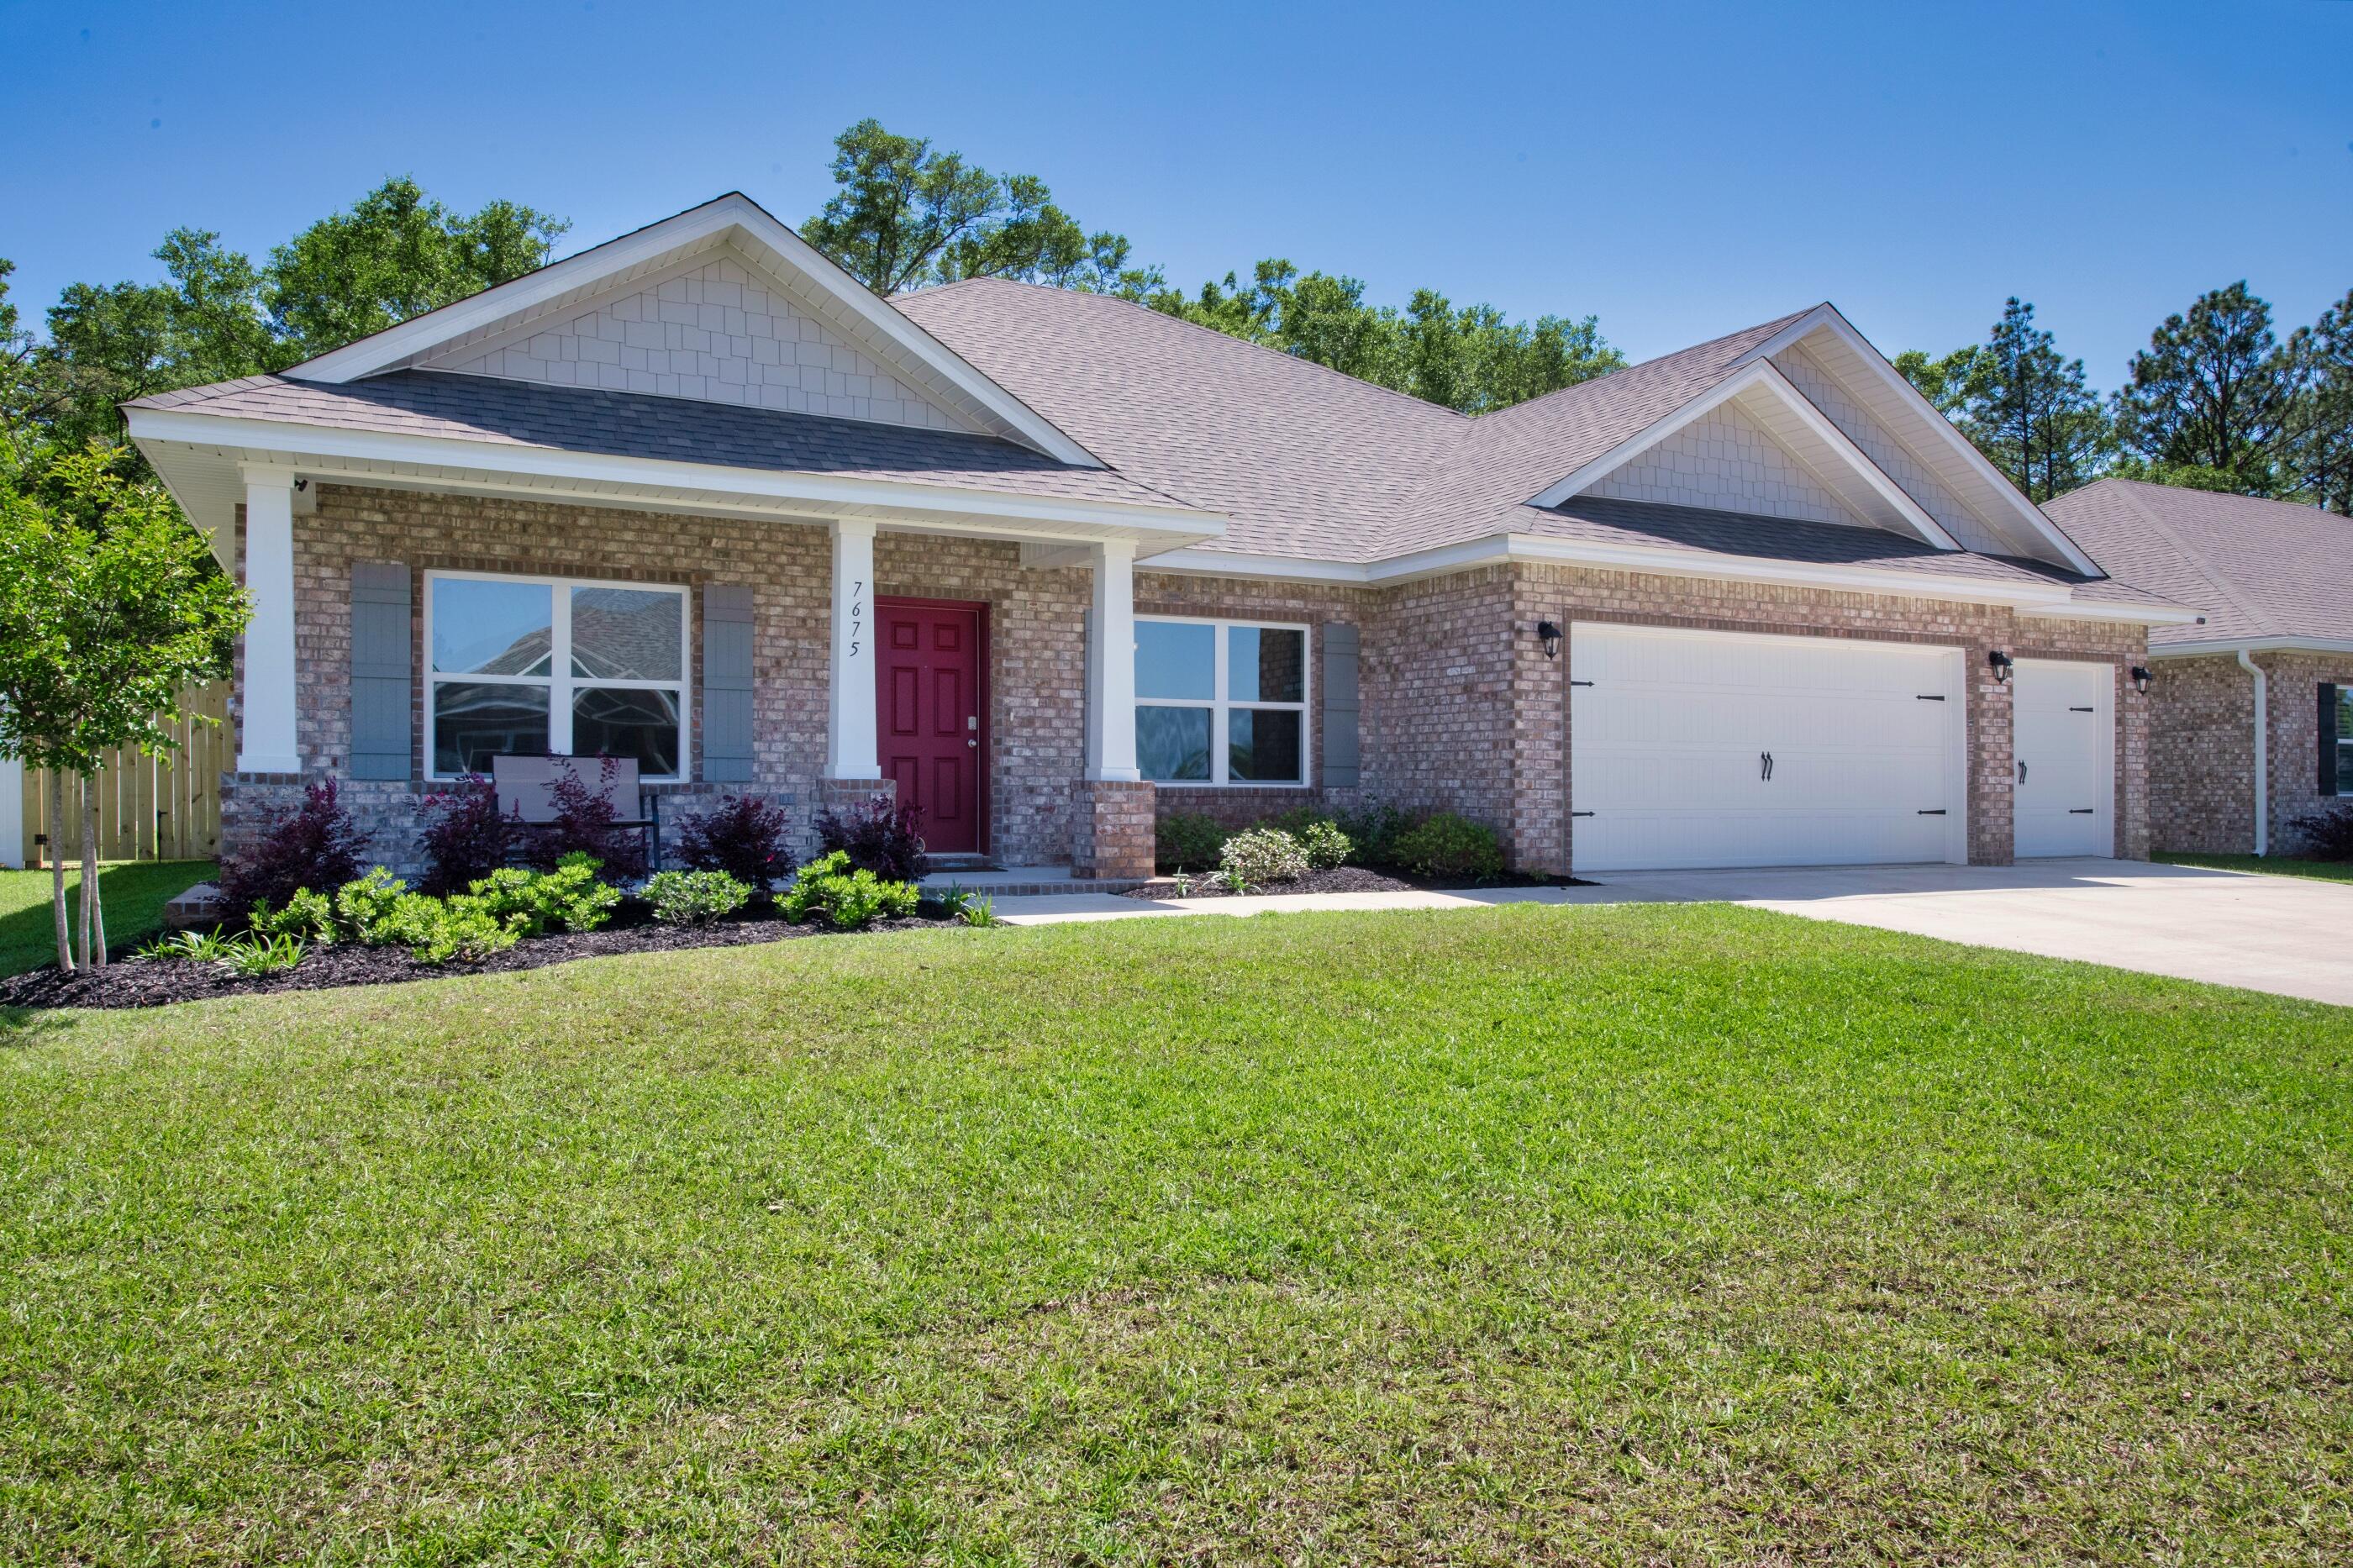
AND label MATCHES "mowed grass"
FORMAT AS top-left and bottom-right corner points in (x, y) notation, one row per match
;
(2158, 850), (2353, 884)
(0, 861), (218, 976)
(2, 905), (2349, 1565)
